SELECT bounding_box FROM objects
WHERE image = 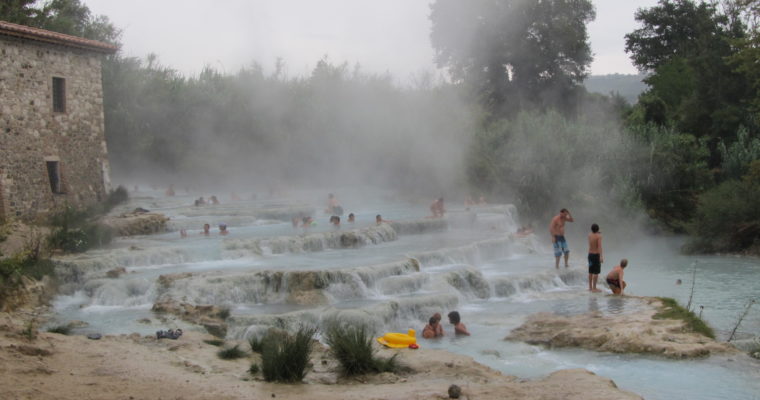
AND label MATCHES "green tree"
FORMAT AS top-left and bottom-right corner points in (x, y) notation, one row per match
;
(429, 0), (596, 115)
(625, 0), (751, 159)
(0, 0), (39, 25)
